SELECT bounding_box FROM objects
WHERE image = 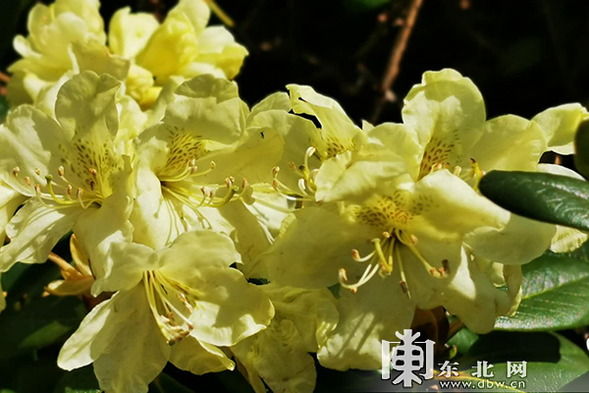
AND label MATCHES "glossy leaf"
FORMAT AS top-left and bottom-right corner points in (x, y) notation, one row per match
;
(456, 332), (589, 392)
(479, 170), (589, 231)
(448, 328), (479, 354)
(495, 244), (589, 331)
